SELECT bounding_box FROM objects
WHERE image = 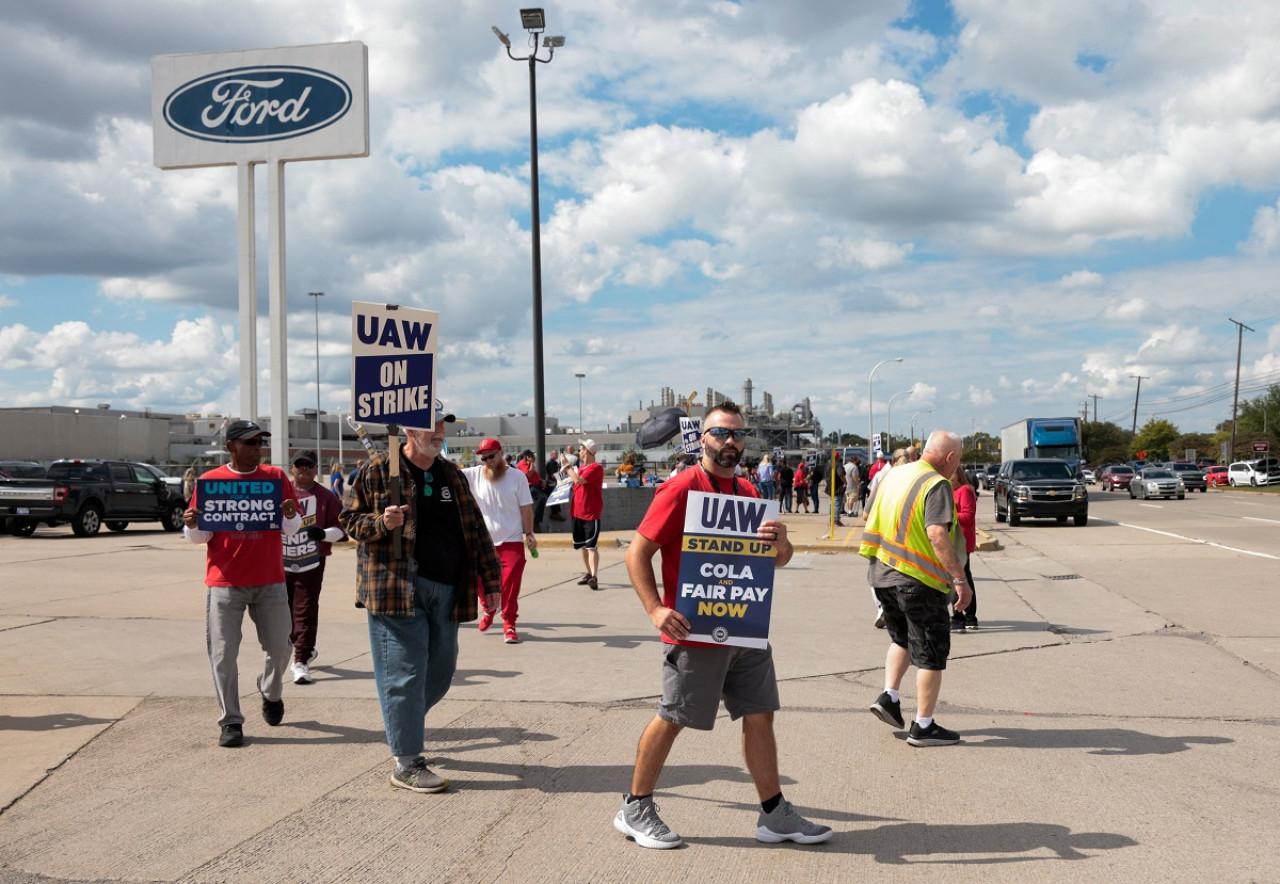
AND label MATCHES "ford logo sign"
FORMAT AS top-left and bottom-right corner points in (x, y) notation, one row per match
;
(163, 65), (352, 143)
